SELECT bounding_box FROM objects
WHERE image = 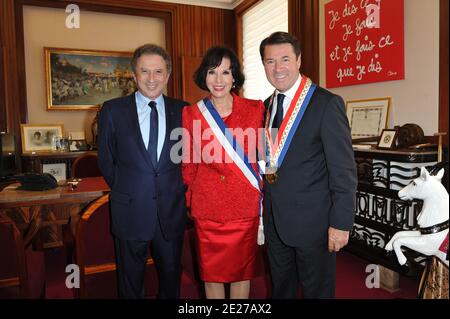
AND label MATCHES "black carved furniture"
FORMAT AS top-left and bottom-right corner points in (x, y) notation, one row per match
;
(348, 147), (440, 275)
